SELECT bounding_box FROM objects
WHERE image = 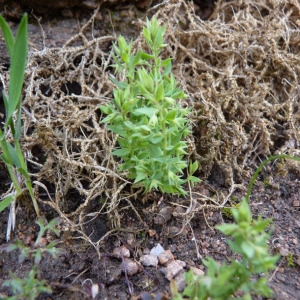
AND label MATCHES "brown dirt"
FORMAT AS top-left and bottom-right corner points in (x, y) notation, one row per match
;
(0, 0), (300, 299)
